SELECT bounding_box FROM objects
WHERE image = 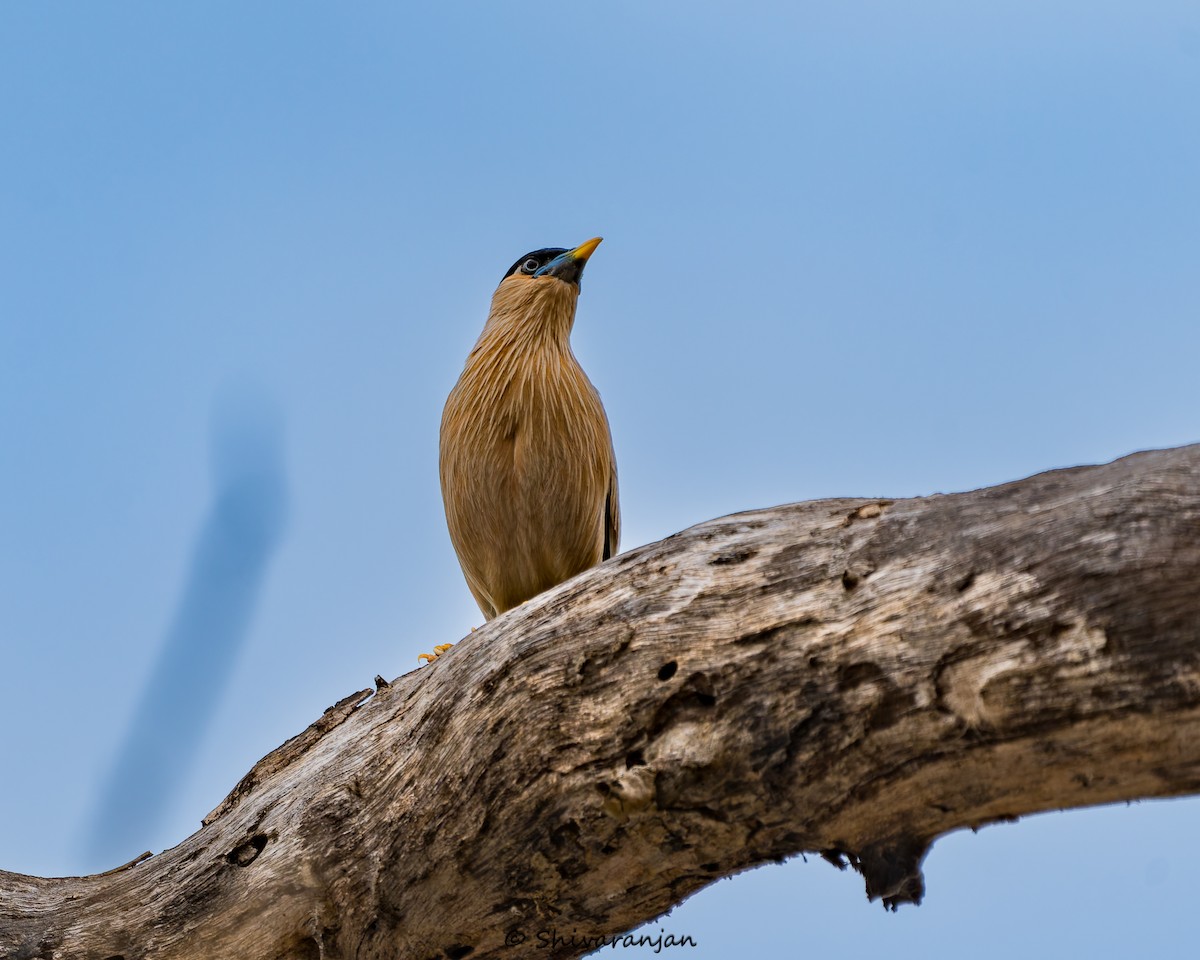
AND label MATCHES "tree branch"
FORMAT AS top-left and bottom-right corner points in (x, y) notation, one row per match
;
(4, 445), (1200, 959)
